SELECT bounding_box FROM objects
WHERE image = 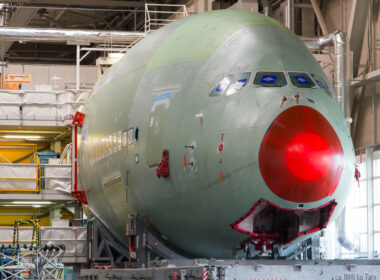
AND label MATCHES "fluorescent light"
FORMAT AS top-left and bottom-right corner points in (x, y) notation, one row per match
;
(2, 204), (45, 208)
(12, 201), (52, 205)
(3, 135), (42, 139)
